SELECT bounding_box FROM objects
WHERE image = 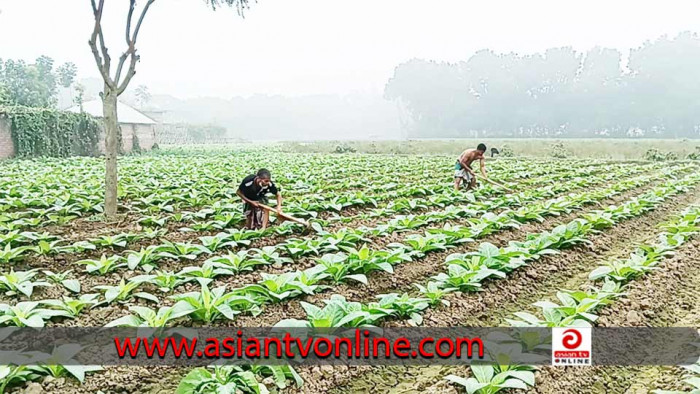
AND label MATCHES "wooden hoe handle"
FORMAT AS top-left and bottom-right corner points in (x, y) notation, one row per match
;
(257, 203), (310, 227)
